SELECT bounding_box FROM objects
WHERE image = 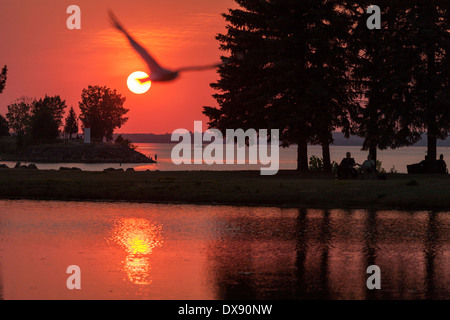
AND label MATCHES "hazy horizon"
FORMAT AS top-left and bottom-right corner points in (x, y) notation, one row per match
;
(112, 132), (450, 147)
